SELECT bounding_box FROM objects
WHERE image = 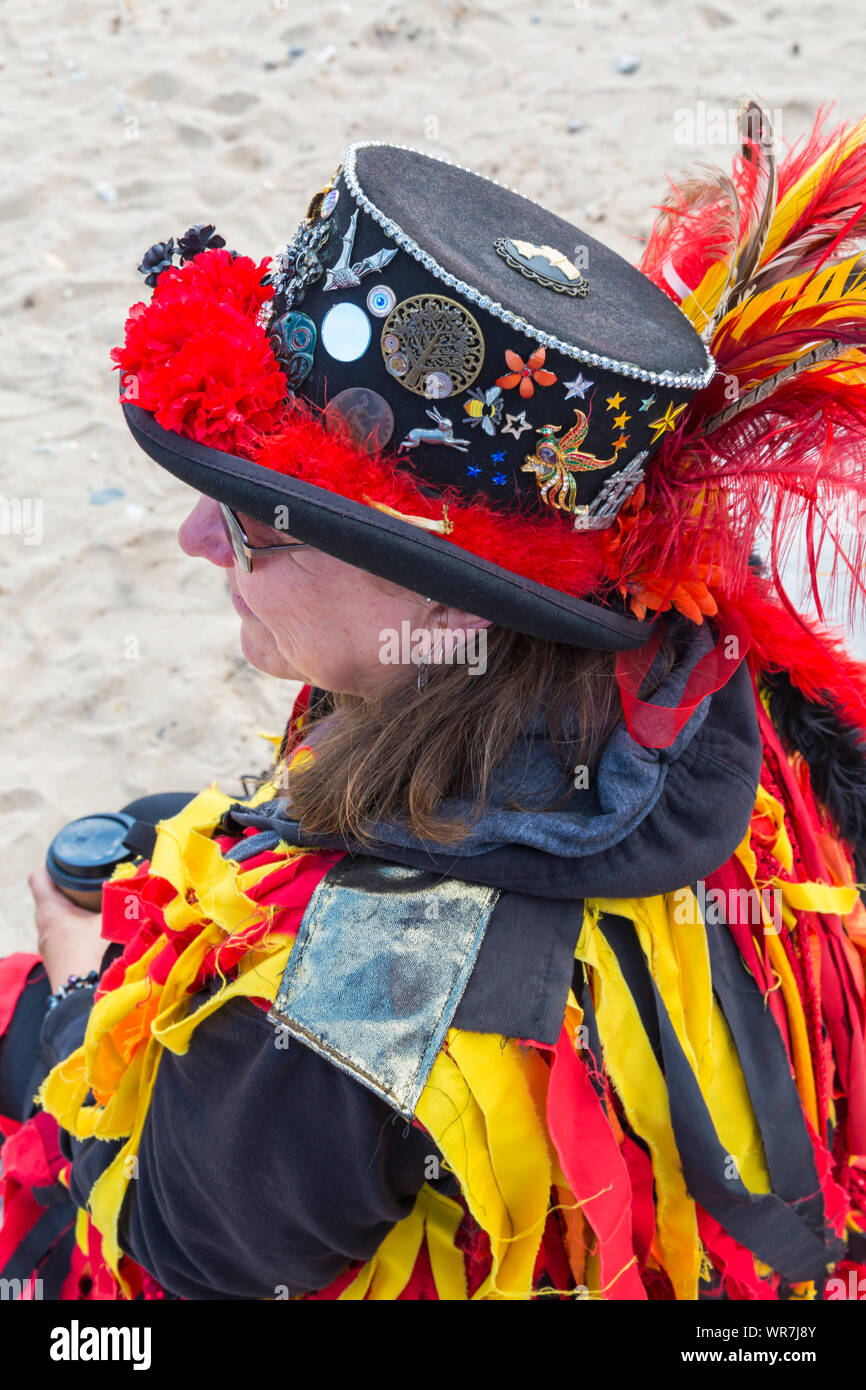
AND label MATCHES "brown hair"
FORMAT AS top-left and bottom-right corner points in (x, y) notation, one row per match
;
(278, 616), (680, 848)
